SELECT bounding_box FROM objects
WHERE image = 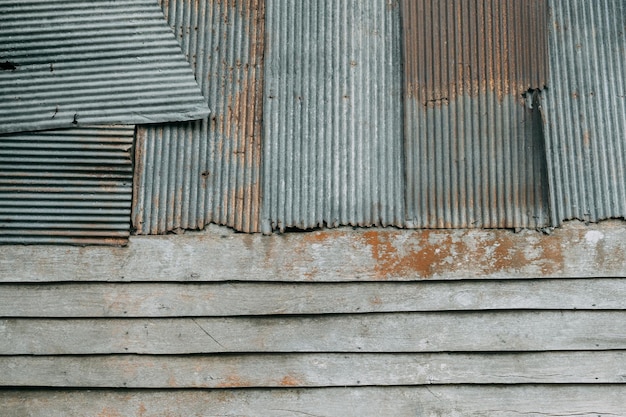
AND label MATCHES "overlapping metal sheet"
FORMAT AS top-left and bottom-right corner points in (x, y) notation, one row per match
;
(262, 0), (405, 233)
(133, 0), (264, 234)
(0, 126), (134, 245)
(402, 0), (551, 228)
(542, 0), (626, 224)
(0, 0), (209, 134)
